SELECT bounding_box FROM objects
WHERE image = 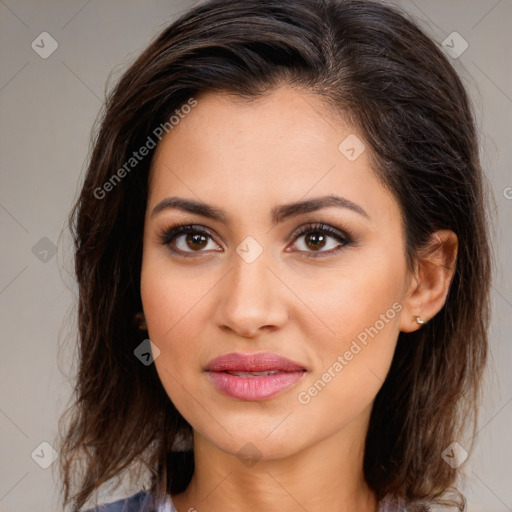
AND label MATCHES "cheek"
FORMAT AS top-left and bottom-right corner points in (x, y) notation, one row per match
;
(140, 262), (206, 410)
(299, 249), (405, 350)
(141, 254), (207, 344)
(295, 283), (402, 428)
(292, 250), (405, 417)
